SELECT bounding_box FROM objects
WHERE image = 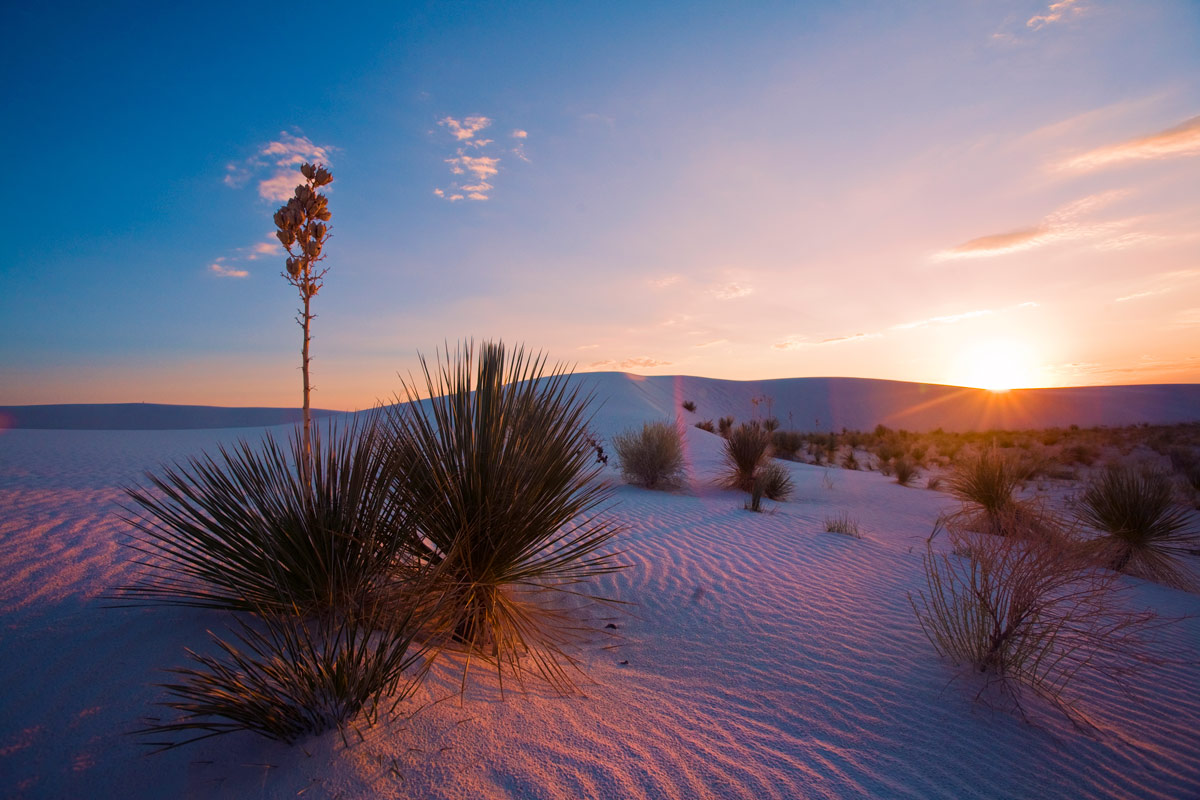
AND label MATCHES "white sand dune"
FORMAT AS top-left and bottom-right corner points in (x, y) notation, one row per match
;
(1, 375), (1198, 799)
